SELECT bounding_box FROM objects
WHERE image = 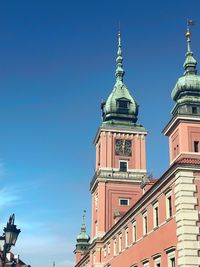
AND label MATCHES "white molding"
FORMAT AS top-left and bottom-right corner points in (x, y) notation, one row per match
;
(174, 171), (200, 266)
